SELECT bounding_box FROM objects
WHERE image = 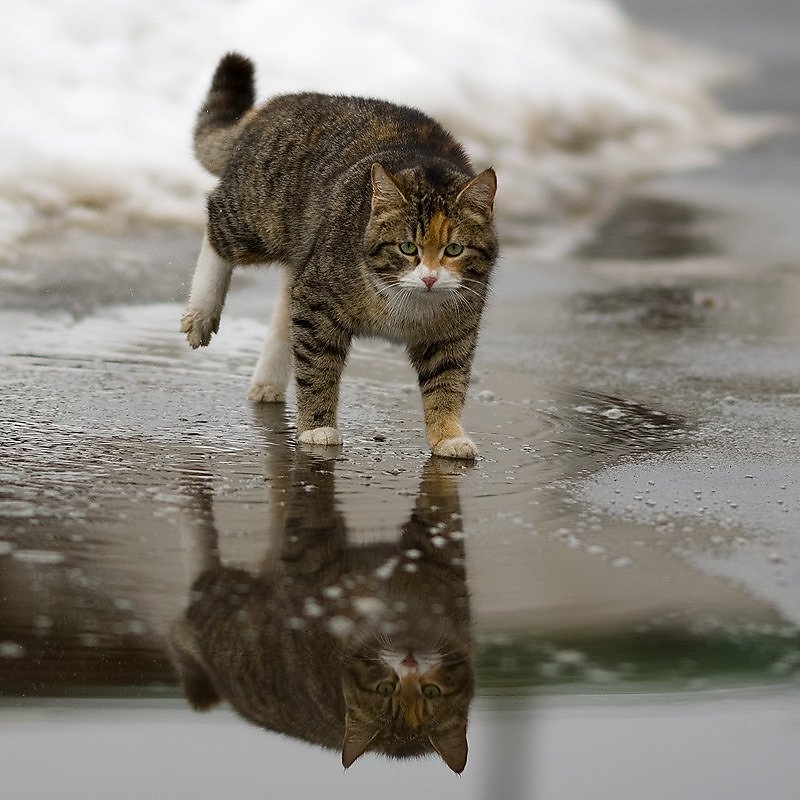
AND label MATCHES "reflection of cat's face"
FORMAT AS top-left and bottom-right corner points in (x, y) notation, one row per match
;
(341, 635), (473, 773)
